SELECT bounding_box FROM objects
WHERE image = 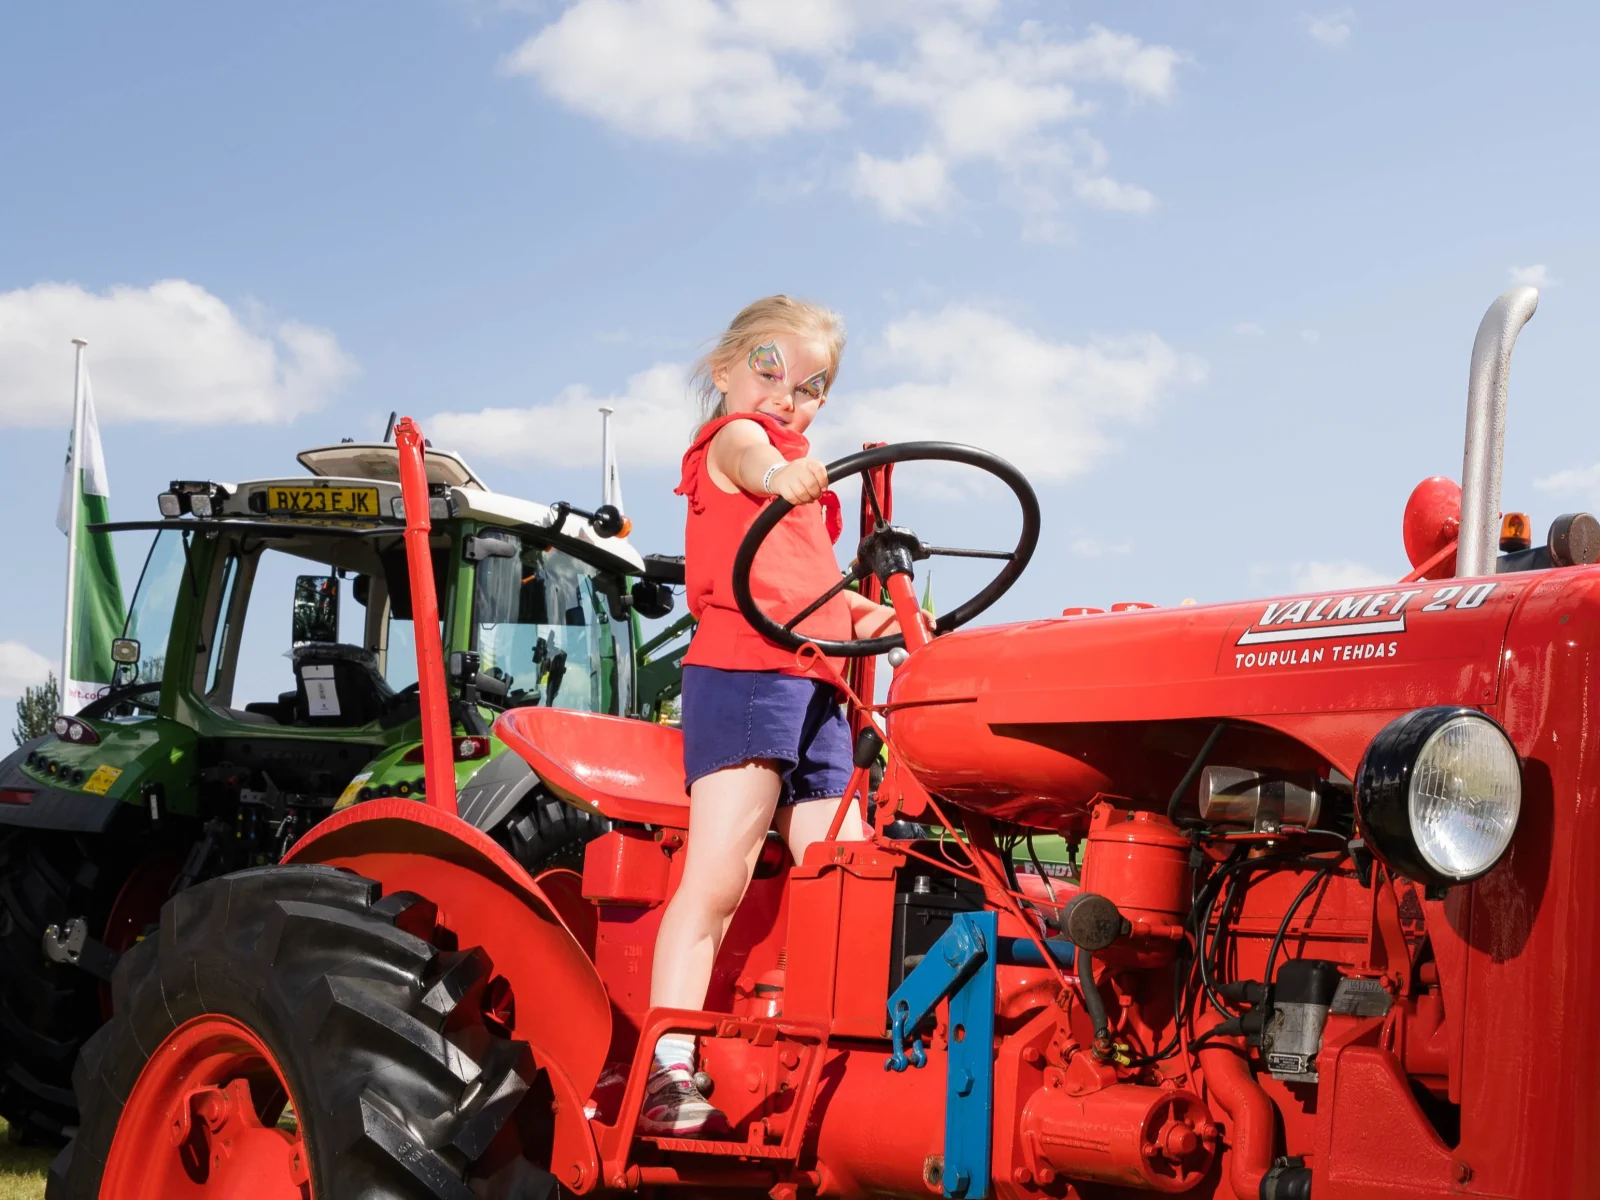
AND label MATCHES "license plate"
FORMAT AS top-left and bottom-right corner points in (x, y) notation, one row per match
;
(265, 486), (380, 517)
